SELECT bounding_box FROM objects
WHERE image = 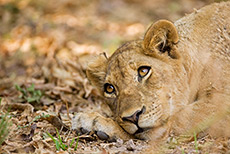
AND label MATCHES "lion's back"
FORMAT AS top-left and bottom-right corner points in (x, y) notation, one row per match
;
(175, 1), (230, 58)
